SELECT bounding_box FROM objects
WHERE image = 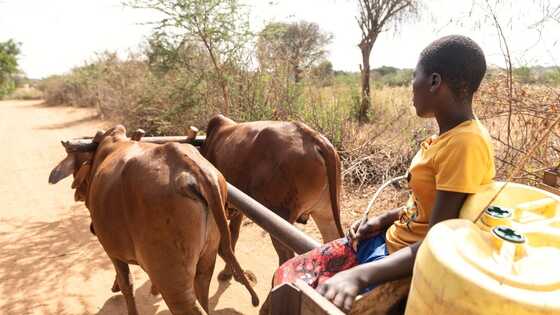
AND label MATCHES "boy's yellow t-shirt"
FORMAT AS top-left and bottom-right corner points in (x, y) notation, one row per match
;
(385, 119), (495, 253)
